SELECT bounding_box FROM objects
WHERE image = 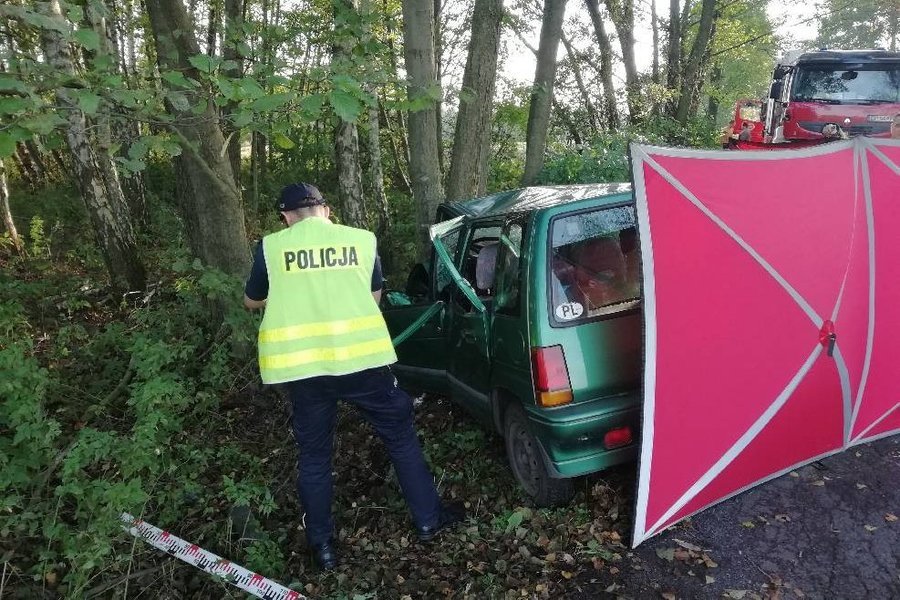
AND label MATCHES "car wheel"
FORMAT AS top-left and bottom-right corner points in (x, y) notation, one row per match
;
(504, 404), (575, 507)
